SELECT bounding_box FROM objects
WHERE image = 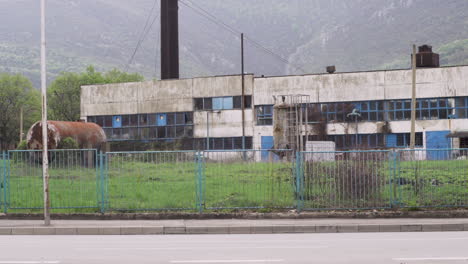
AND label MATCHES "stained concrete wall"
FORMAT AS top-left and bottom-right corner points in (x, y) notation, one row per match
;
(254, 66), (468, 105)
(81, 74), (254, 141)
(194, 109), (254, 138)
(81, 74), (253, 117)
(81, 66), (468, 150)
(253, 65), (468, 149)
